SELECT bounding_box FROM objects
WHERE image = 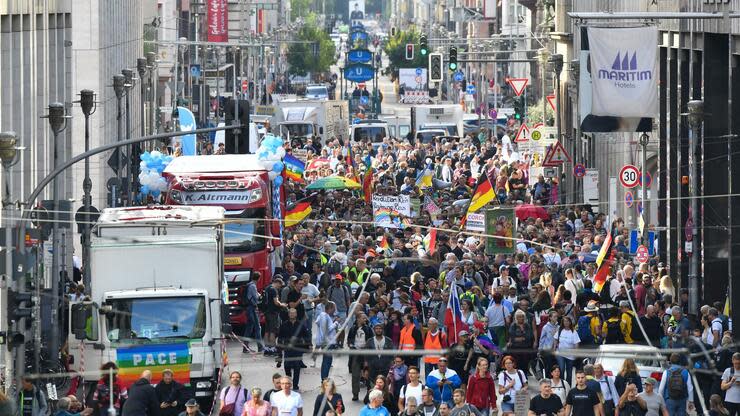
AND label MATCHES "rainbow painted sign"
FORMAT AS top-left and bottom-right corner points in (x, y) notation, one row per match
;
(372, 195), (411, 229)
(116, 343), (191, 388)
